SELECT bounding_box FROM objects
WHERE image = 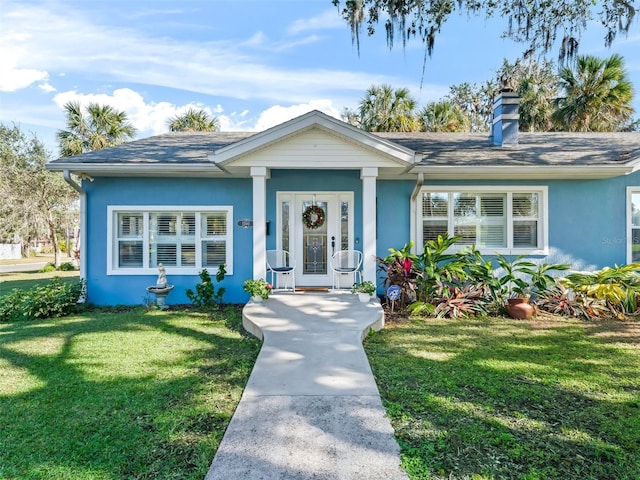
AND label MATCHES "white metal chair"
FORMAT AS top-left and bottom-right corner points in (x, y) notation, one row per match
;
(330, 250), (362, 290)
(266, 250), (296, 291)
